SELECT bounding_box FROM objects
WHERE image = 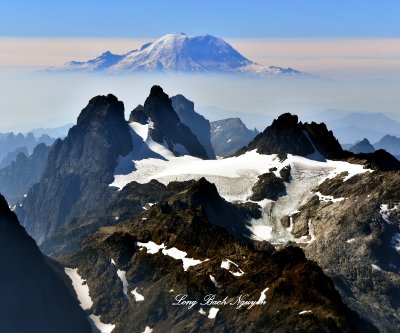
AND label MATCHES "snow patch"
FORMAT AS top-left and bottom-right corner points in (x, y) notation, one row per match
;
(110, 258), (128, 296)
(209, 275), (218, 287)
(137, 241), (208, 271)
(299, 310), (312, 315)
(208, 307), (219, 319)
(221, 259), (245, 276)
(89, 314), (115, 333)
(258, 287), (269, 303)
(346, 238), (357, 243)
(131, 287), (144, 301)
(371, 264), (382, 271)
(142, 326), (153, 333)
(315, 192), (345, 203)
(380, 204), (398, 224)
(391, 233), (400, 253)
(65, 267), (93, 310)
